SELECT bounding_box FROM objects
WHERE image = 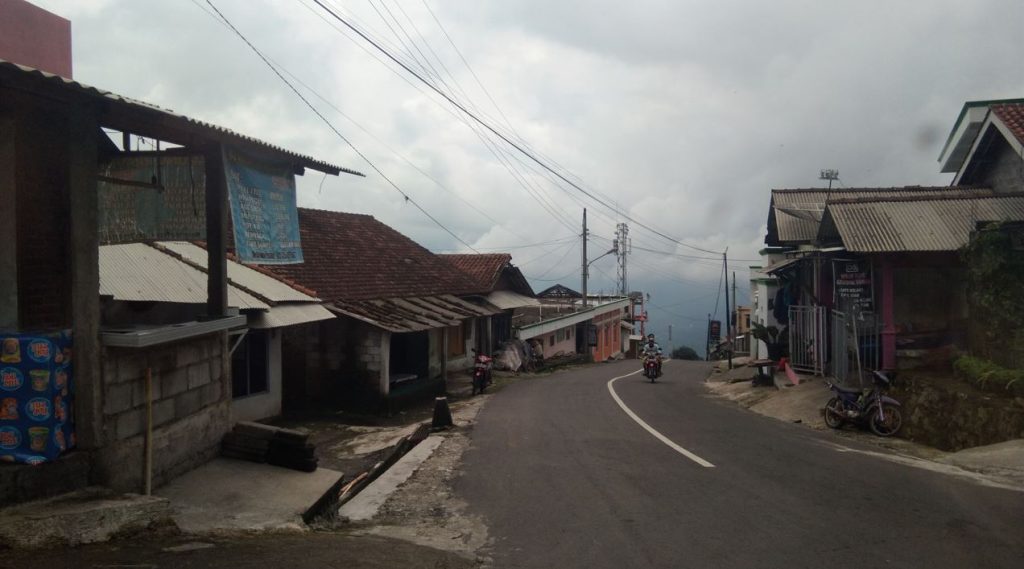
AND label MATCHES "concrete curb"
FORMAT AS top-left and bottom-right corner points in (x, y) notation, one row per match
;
(338, 435), (444, 522)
